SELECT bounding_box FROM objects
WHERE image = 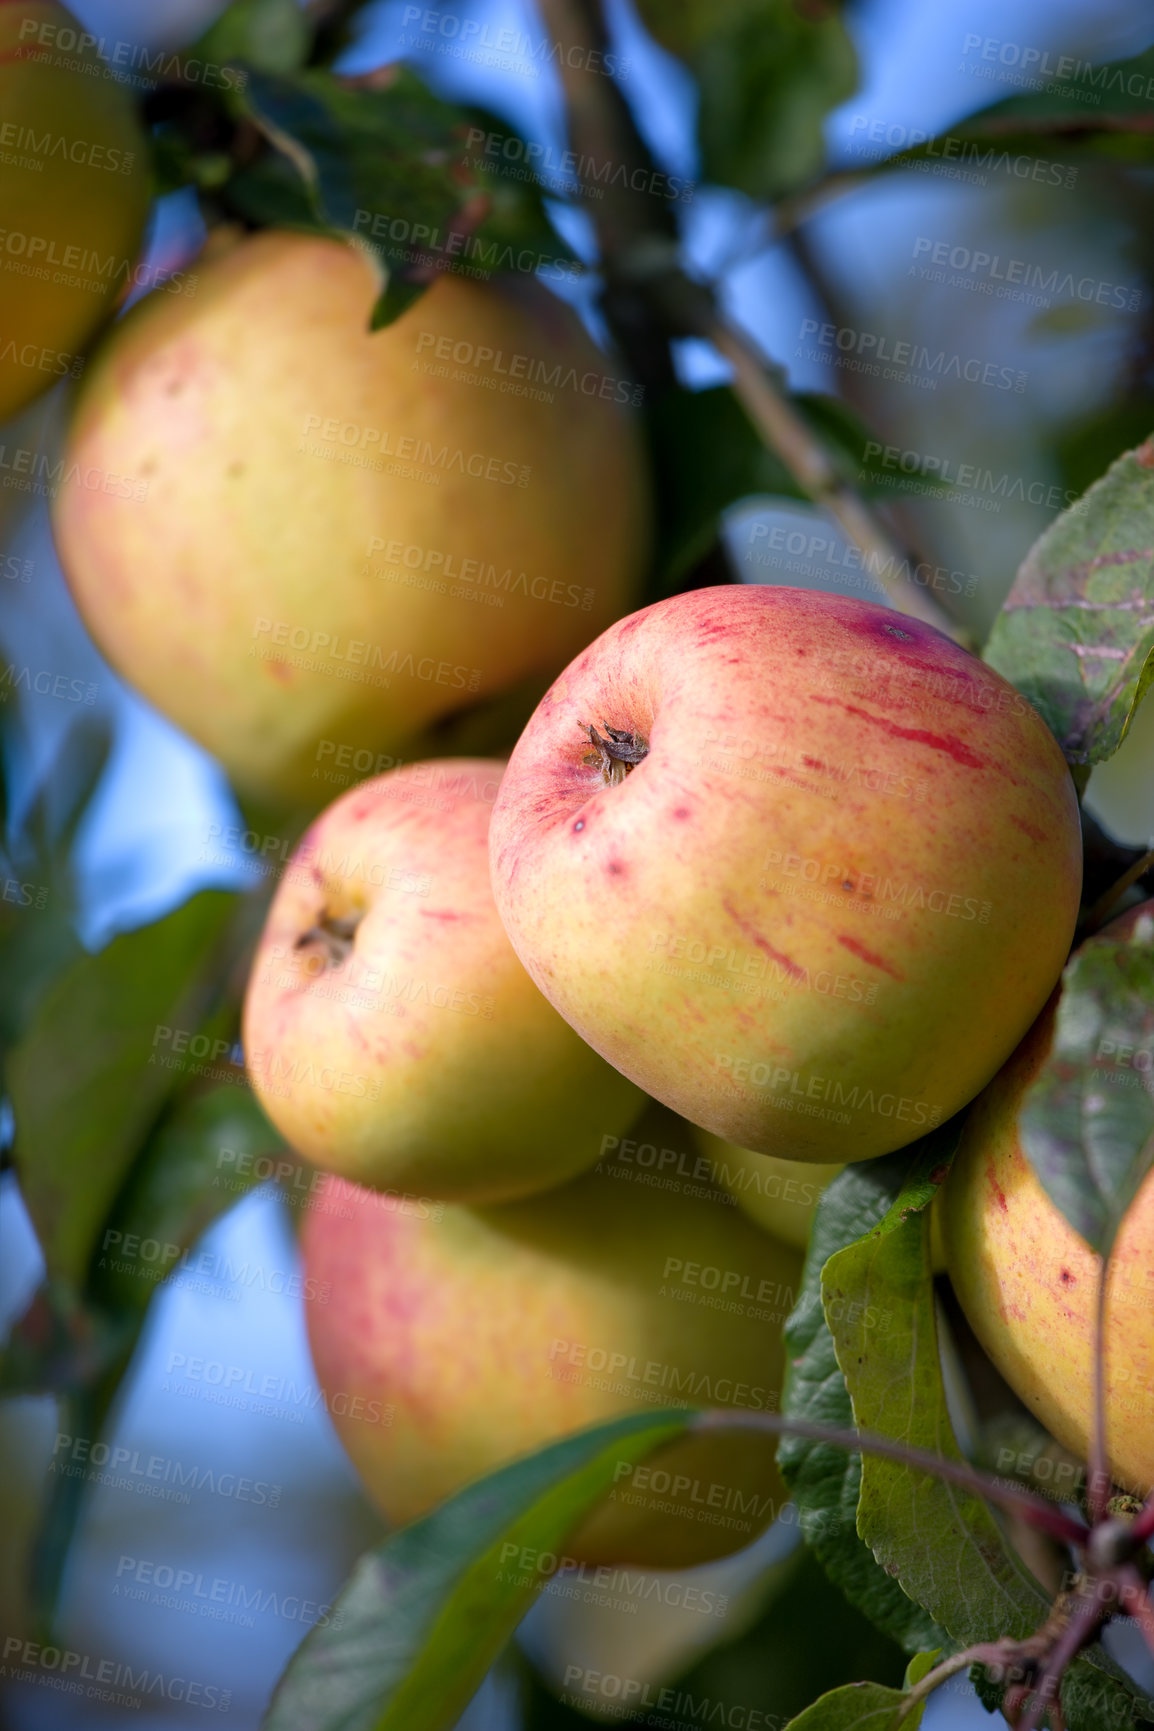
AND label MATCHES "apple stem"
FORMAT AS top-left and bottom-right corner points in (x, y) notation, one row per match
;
(580, 721), (649, 786)
(294, 908), (362, 967)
